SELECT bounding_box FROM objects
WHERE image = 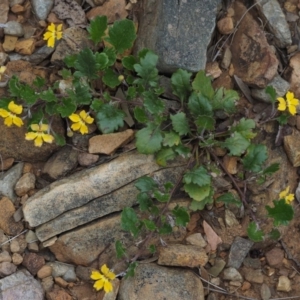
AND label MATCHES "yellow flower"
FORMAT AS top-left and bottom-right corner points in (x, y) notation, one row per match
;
(0, 101), (23, 127)
(91, 264), (116, 293)
(277, 91), (299, 115)
(279, 186), (294, 204)
(69, 110), (94, 135)
(25, 123), (54, 147)
(0, 66), (6, 81)
(43, 23), (63, 48)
